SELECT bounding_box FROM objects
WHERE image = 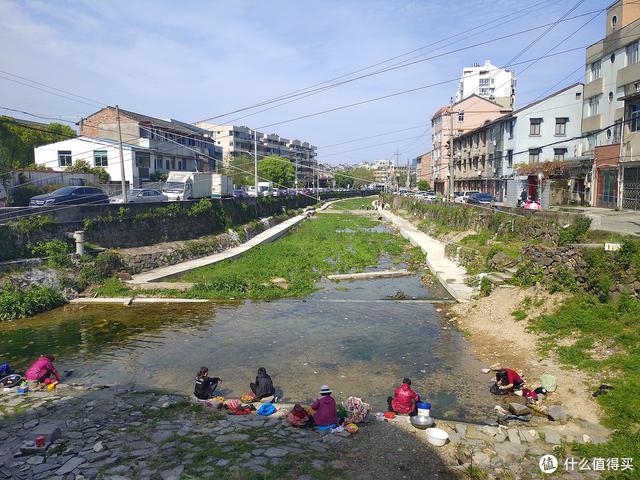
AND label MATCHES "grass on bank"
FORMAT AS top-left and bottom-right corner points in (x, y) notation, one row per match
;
(170, 213), (421, 300)
(329, 196), (378, 210)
